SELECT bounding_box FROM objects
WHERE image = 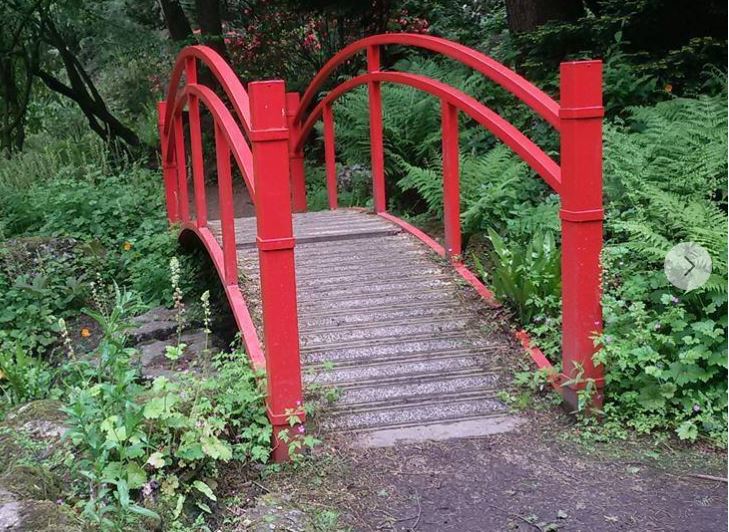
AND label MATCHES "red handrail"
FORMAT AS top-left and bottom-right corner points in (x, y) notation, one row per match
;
(166, 84), (256, 200)
(164, 45), (252, 136)
(293, 71), (561, 192)
(296, 33), (560, 129)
